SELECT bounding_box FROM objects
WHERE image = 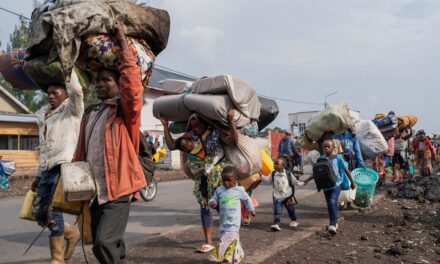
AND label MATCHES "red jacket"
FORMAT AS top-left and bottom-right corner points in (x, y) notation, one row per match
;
(413, 137), (434, 153)
(73, 50), (147, 201)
